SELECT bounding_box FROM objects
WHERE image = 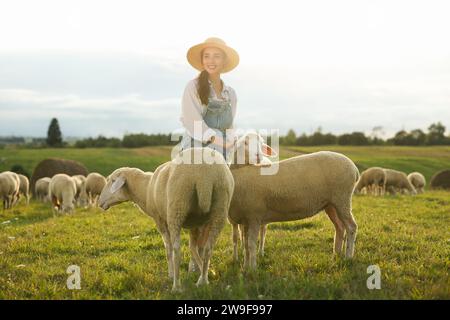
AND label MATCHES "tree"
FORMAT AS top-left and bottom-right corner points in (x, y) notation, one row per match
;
(283, 129), (297, 146)
(426, 122), (446, 145)
(46, 118), (63, 147)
